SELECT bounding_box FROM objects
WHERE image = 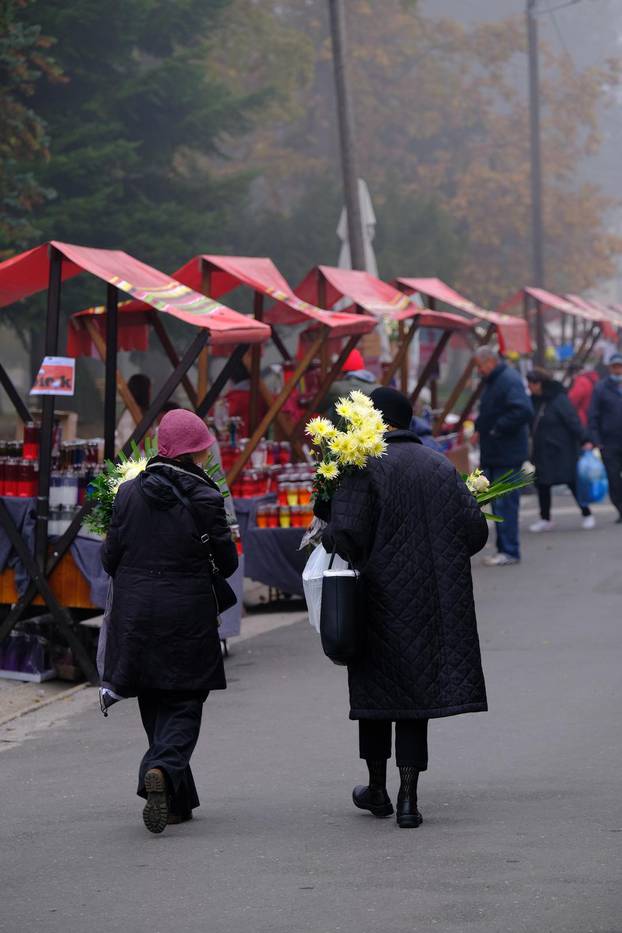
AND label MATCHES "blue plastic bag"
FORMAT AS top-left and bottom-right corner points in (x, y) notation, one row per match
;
(576, 450), (608, 506)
